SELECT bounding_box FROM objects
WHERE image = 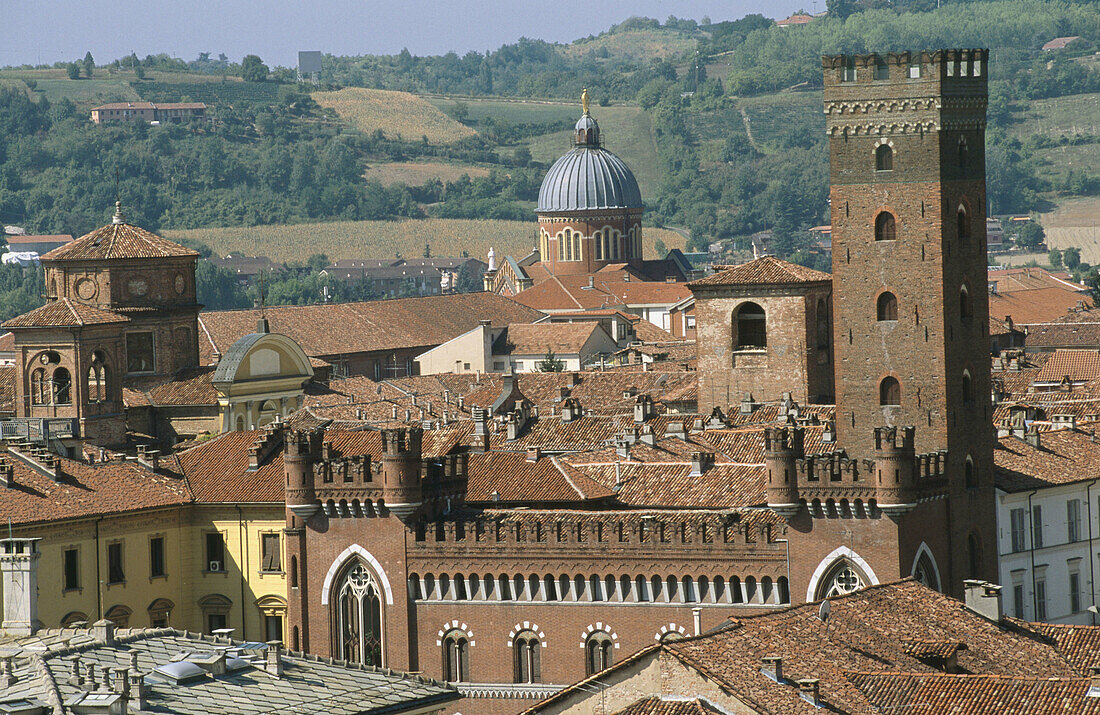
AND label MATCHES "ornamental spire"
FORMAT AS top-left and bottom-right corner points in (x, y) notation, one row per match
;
(581, 87), (590, 115)
(111, 200), (126, 225)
